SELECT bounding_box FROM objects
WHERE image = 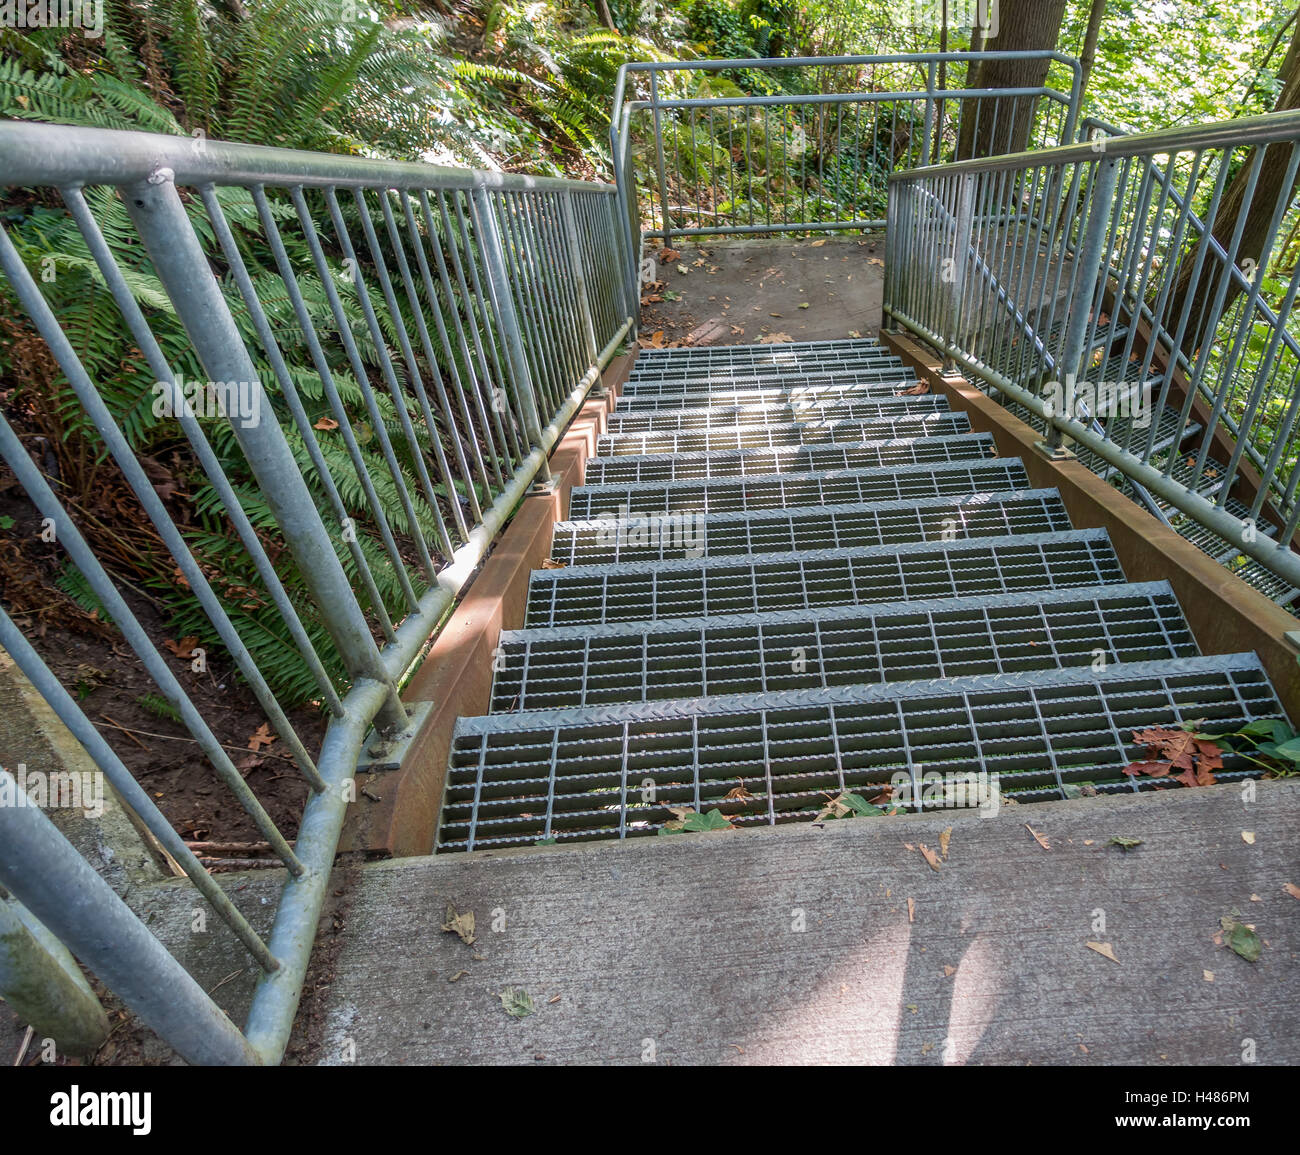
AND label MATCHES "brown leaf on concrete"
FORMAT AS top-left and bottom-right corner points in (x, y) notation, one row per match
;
(441, 903), (476, 946)
(1086, 941), (1119, 964)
